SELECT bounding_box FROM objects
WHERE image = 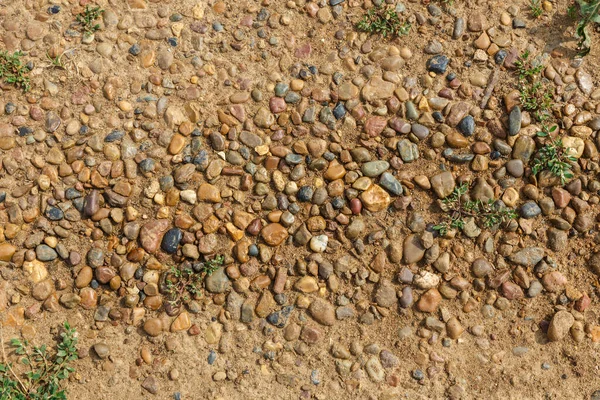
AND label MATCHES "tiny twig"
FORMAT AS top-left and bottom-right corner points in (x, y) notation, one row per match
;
(480, 69), (499, 109)
(0, 323), (28, 394)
